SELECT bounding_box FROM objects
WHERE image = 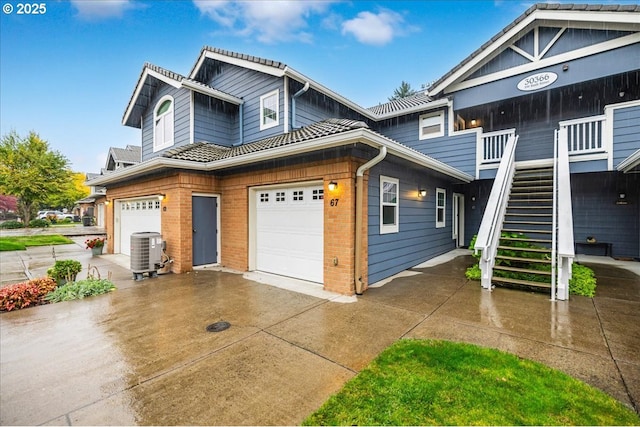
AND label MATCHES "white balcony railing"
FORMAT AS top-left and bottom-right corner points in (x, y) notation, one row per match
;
(559, 115), (606, 155)
(481, 128), (516, 163)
